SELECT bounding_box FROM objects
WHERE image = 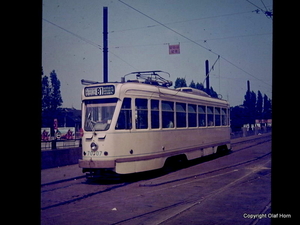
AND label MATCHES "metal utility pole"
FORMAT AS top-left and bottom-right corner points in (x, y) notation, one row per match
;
(103, 7), (108, 83)
(247, 80), (250, 93)
(205, 60), (210, 94)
